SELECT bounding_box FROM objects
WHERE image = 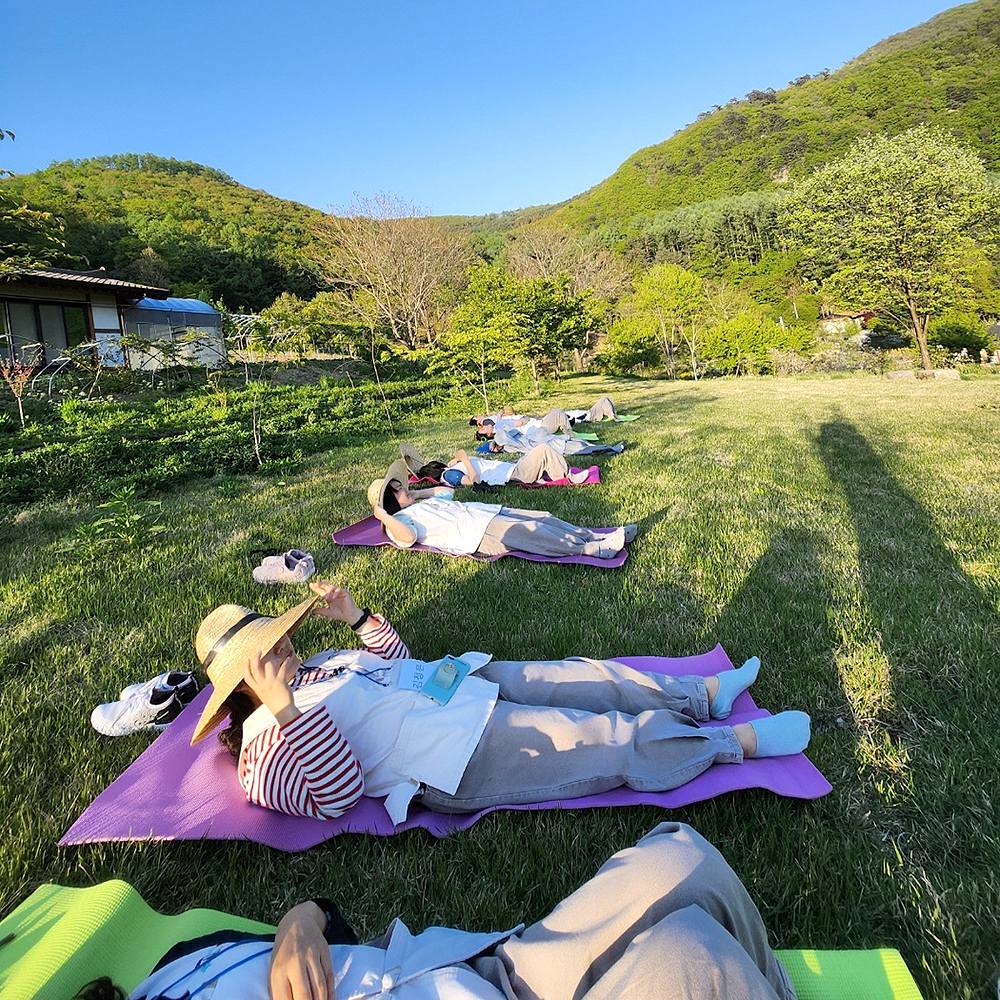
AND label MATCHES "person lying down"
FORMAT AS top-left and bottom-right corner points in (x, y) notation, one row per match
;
(400, 441), (592, 488)
(189, 581), (812, 825)
(75, 822), (797, 1000)
(369, 459), (631, 559)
